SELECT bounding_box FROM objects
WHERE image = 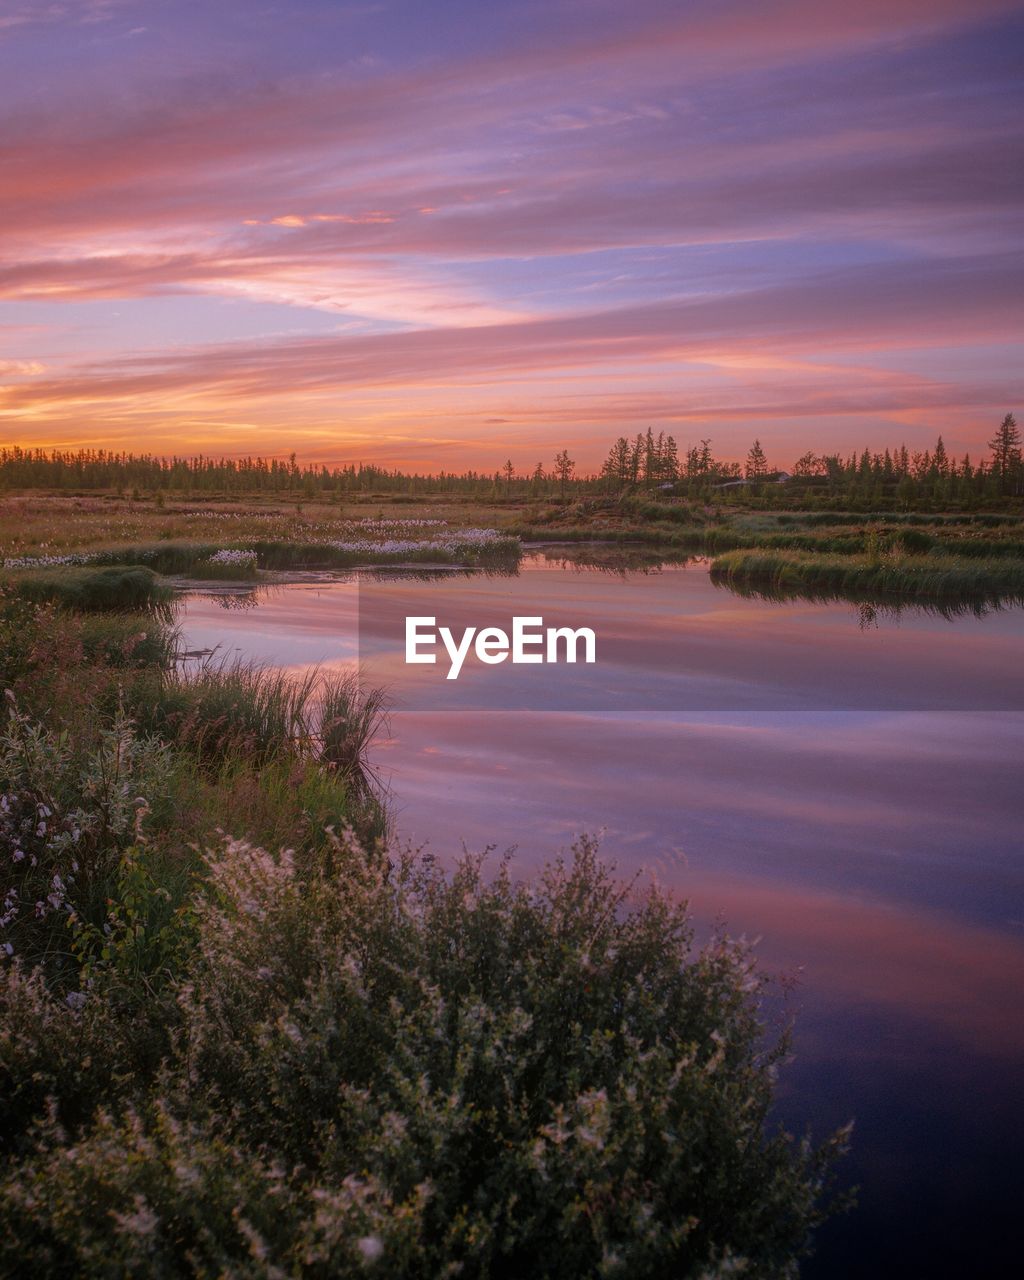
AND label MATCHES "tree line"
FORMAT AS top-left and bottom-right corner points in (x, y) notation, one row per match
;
(0, 415), (1019, 505)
